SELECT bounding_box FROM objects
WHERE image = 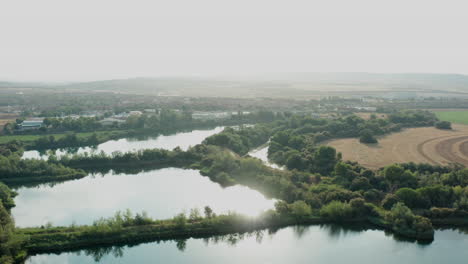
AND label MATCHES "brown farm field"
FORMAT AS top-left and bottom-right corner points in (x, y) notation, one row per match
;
(0, 113), (17, 132)
(324, 124), (468, 169)
(354, 112), (388, 120)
